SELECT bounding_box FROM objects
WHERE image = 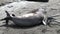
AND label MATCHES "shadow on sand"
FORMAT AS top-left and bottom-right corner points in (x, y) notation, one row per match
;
(0, 22), (44, 29)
